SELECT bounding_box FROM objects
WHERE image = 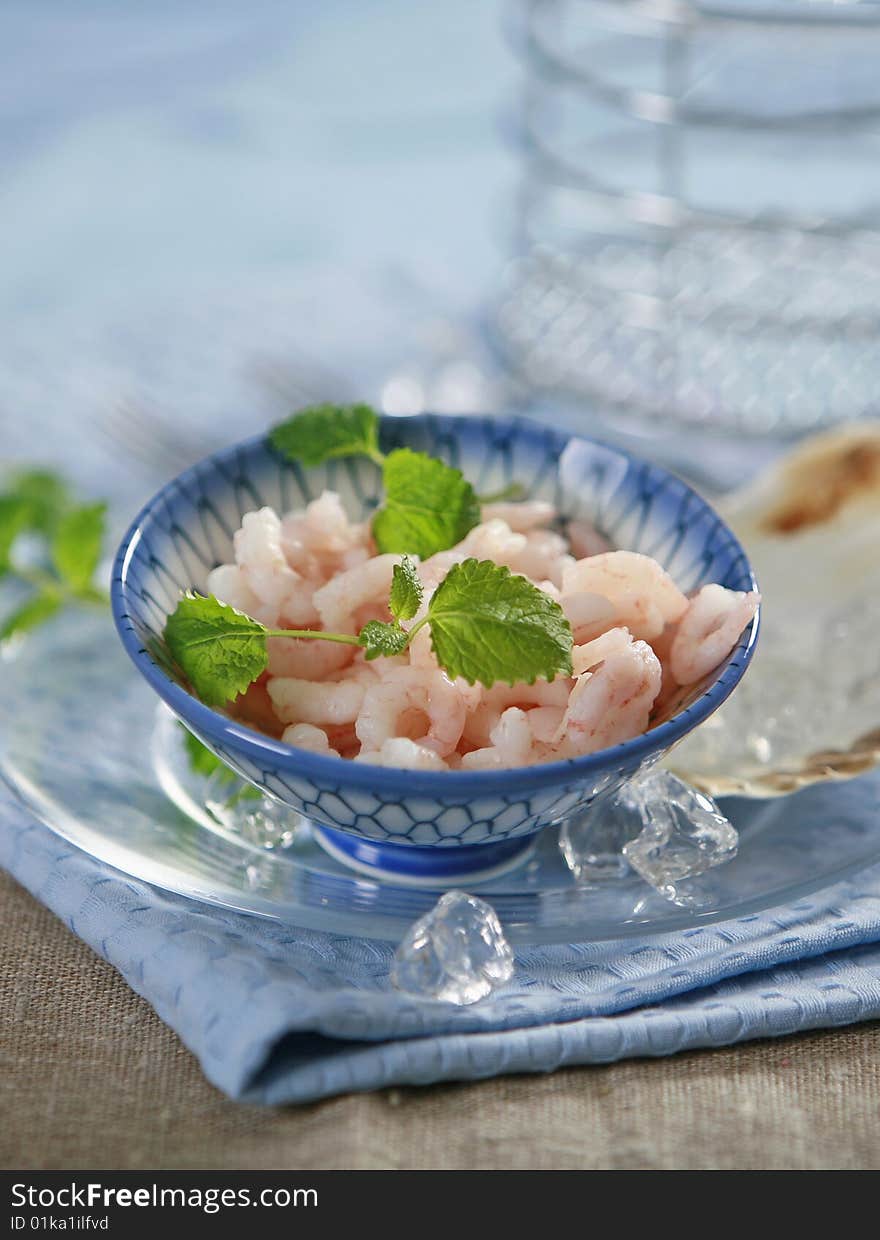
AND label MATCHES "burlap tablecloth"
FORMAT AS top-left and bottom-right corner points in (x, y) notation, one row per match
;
(3, 870), (878, 1170)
